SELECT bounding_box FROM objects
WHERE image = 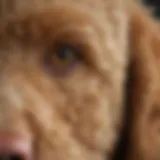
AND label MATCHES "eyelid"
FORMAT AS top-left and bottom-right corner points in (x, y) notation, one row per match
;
(44, 24), (101, 68)
(54, 27), (95, 50)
